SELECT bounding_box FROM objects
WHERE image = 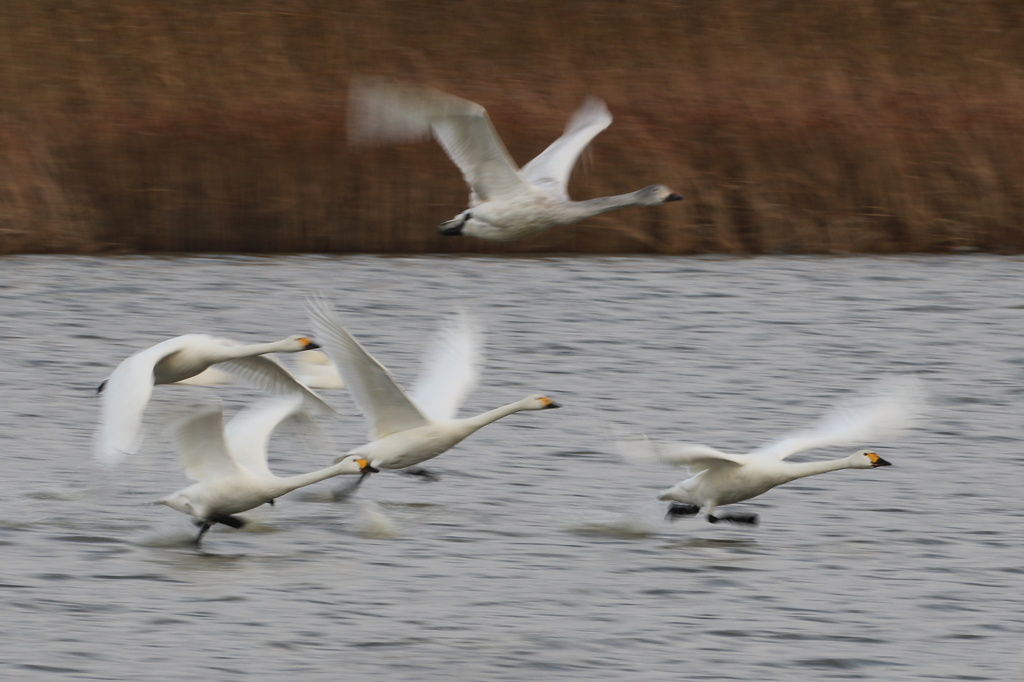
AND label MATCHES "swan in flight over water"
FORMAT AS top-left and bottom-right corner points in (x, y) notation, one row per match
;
(158, 395), (376, 546)
(307, 296), (560, 490)
(348, 77), (683, 241)
(95, 333), (330, 466)
(622, 377), (925, 526)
